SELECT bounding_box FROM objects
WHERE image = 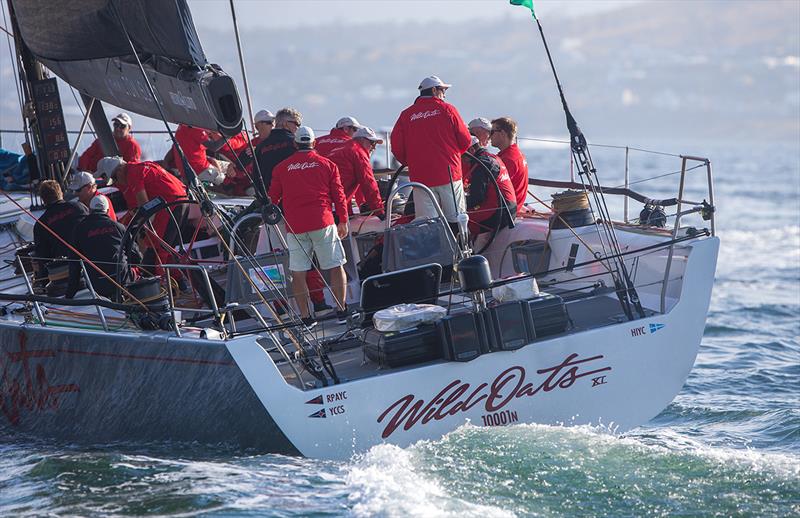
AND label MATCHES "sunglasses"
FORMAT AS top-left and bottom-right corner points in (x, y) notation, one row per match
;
(113, 122), (127, 129)
(287, 120), (300, 127)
